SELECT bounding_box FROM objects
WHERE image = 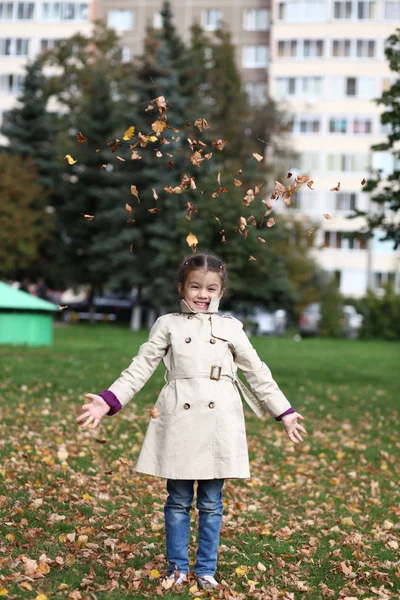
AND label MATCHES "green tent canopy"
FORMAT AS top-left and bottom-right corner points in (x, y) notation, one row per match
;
(0, 282), (58, 346)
